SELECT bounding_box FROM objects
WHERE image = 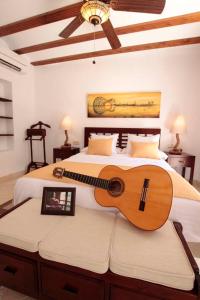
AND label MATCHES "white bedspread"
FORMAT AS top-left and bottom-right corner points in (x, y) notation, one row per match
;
(14, 153), (200, 242)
